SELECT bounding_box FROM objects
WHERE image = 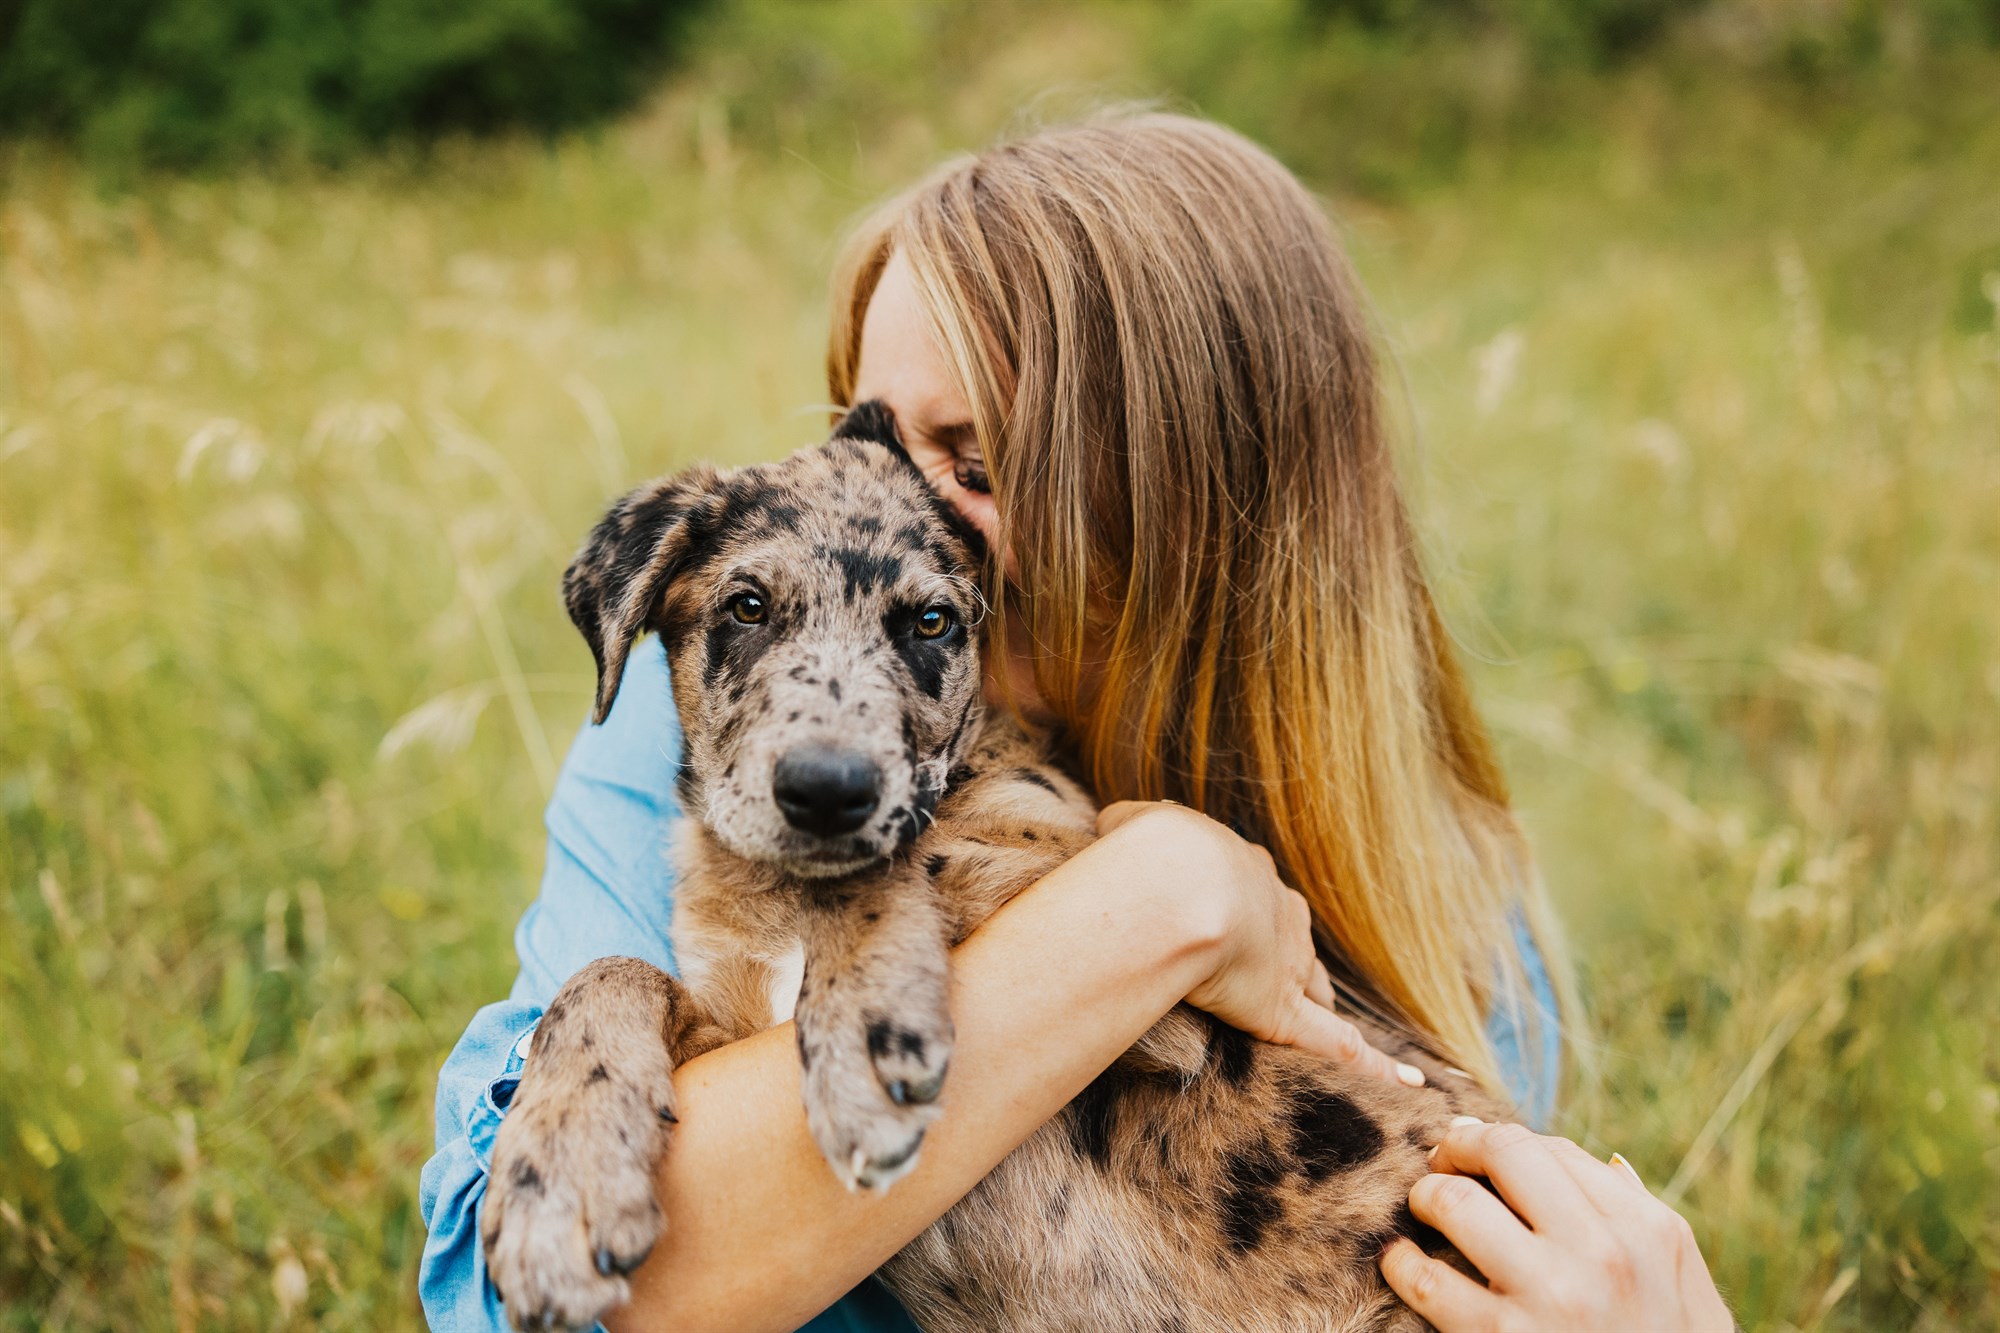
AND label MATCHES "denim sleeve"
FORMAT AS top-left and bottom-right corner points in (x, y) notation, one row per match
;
(417, 637), (683, 1332)
(1485, 912), (1564, 1129)
(416, 637), (920, 1333)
